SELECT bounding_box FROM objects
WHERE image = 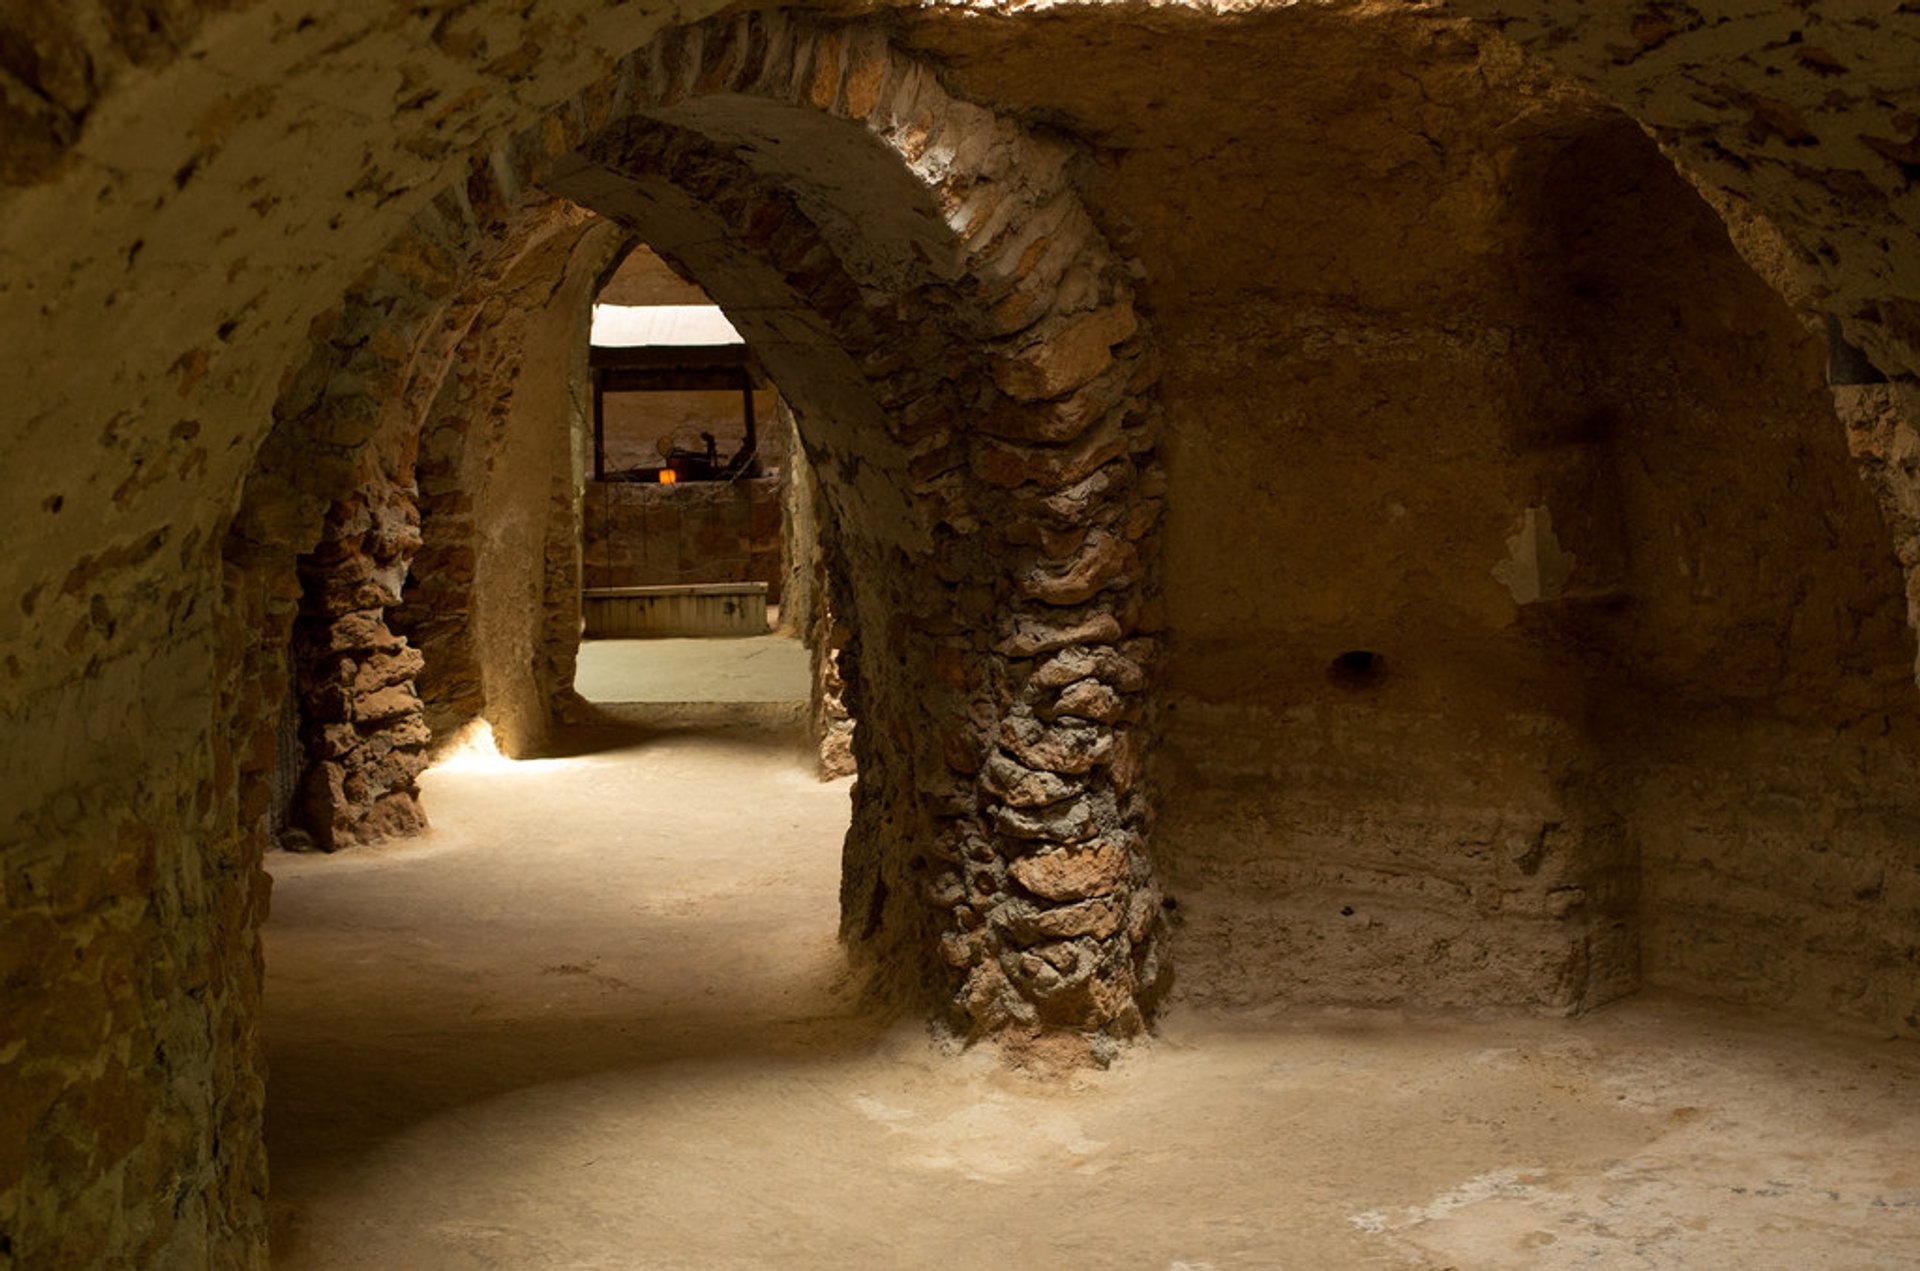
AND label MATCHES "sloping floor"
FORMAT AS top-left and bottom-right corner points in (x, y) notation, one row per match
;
(263, 723), (1920, 1270)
